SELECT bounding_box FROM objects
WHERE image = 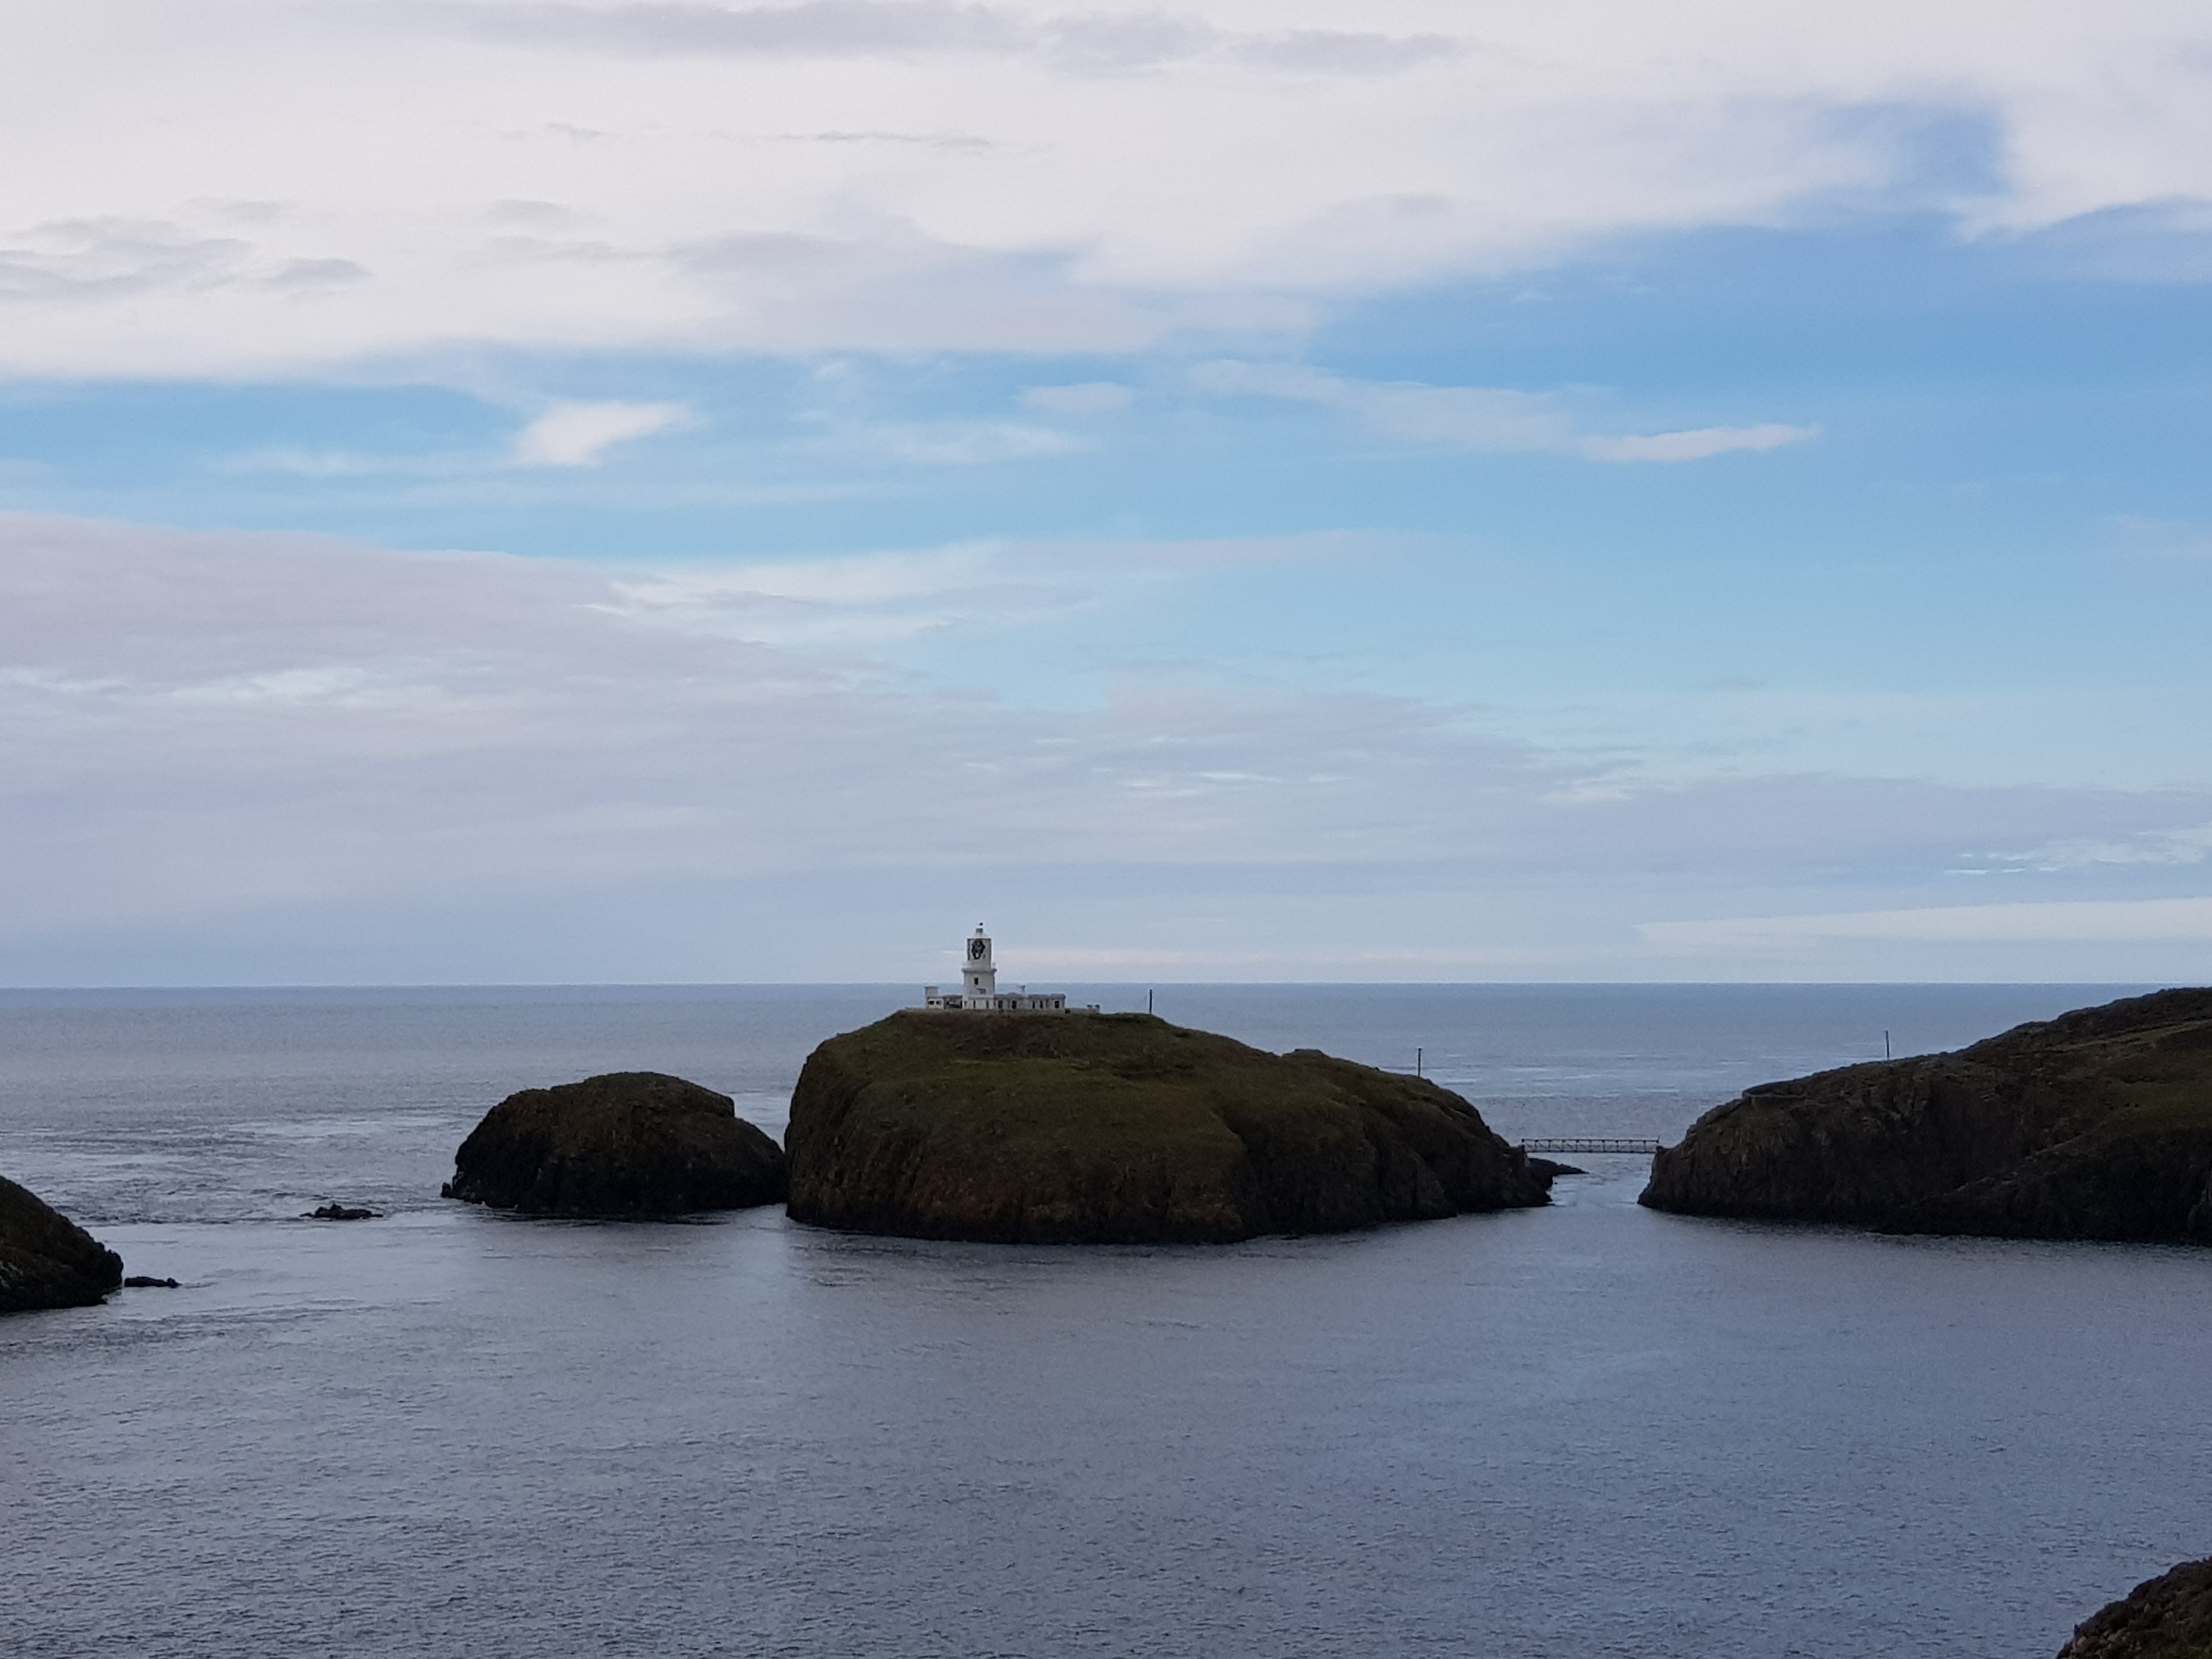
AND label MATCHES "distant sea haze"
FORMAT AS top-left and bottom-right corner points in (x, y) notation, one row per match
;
(3, 983), (2202, 1658)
